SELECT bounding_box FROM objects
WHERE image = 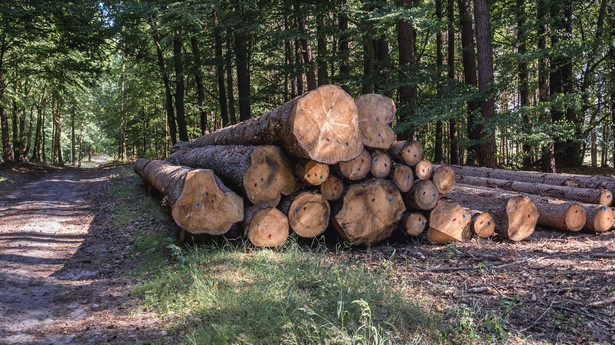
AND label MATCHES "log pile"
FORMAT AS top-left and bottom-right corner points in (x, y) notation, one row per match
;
(135, 85), (613, 248)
